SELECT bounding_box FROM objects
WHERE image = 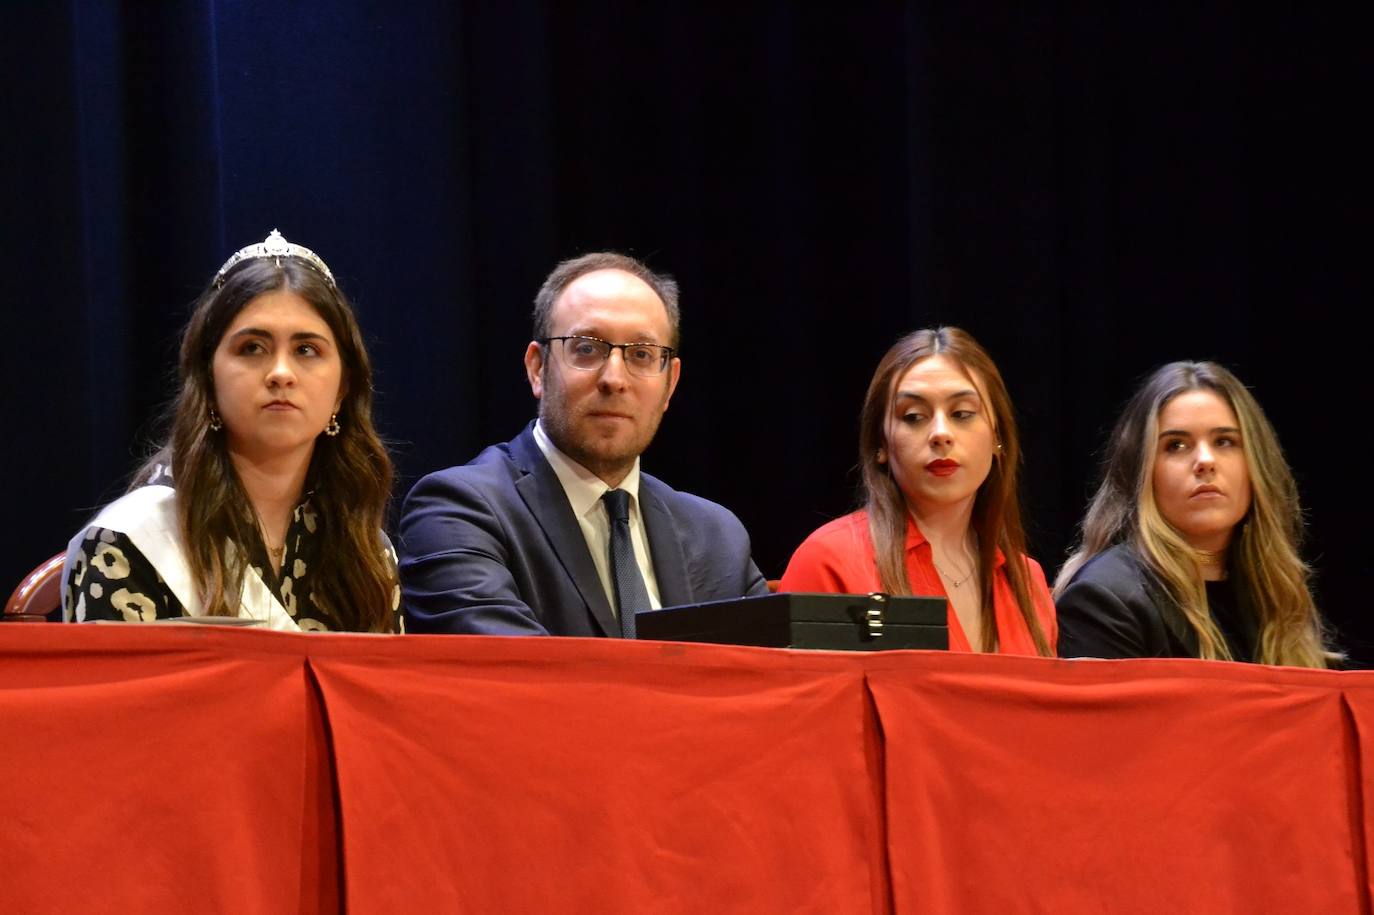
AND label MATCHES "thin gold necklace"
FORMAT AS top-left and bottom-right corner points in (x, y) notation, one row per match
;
(918, 515), (978, 588)
(259, 522), (287, 563)
(933, 544), (978, 589)
(1195, 548), (1225, 567)
(934, 560), (975, 588)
